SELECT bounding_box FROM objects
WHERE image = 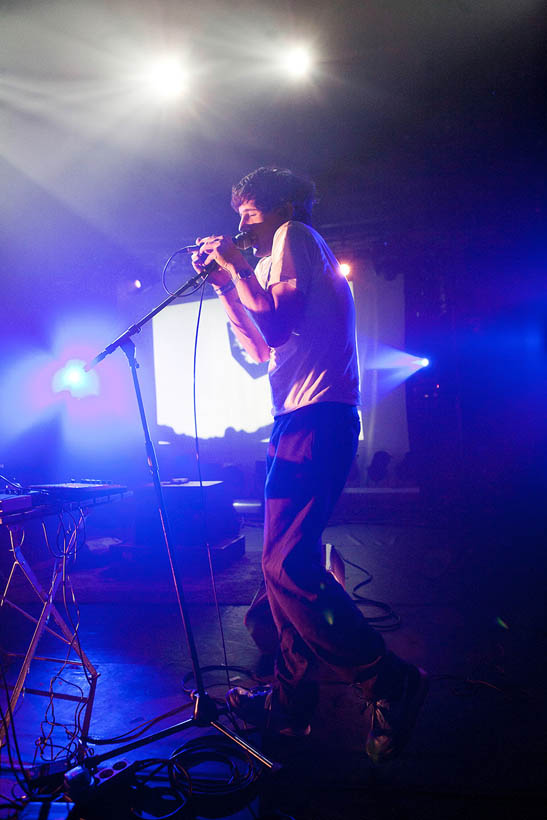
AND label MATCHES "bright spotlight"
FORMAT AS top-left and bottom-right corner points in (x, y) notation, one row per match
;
(134, 279), (142, 289)
(65, 365), (85, 387)
(143, 56), (187, 100)
(339, 262), (351, 278)
(283, 45), (314, 80)
(52, 359), (99, 399)
(420, 358), (430, 367)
